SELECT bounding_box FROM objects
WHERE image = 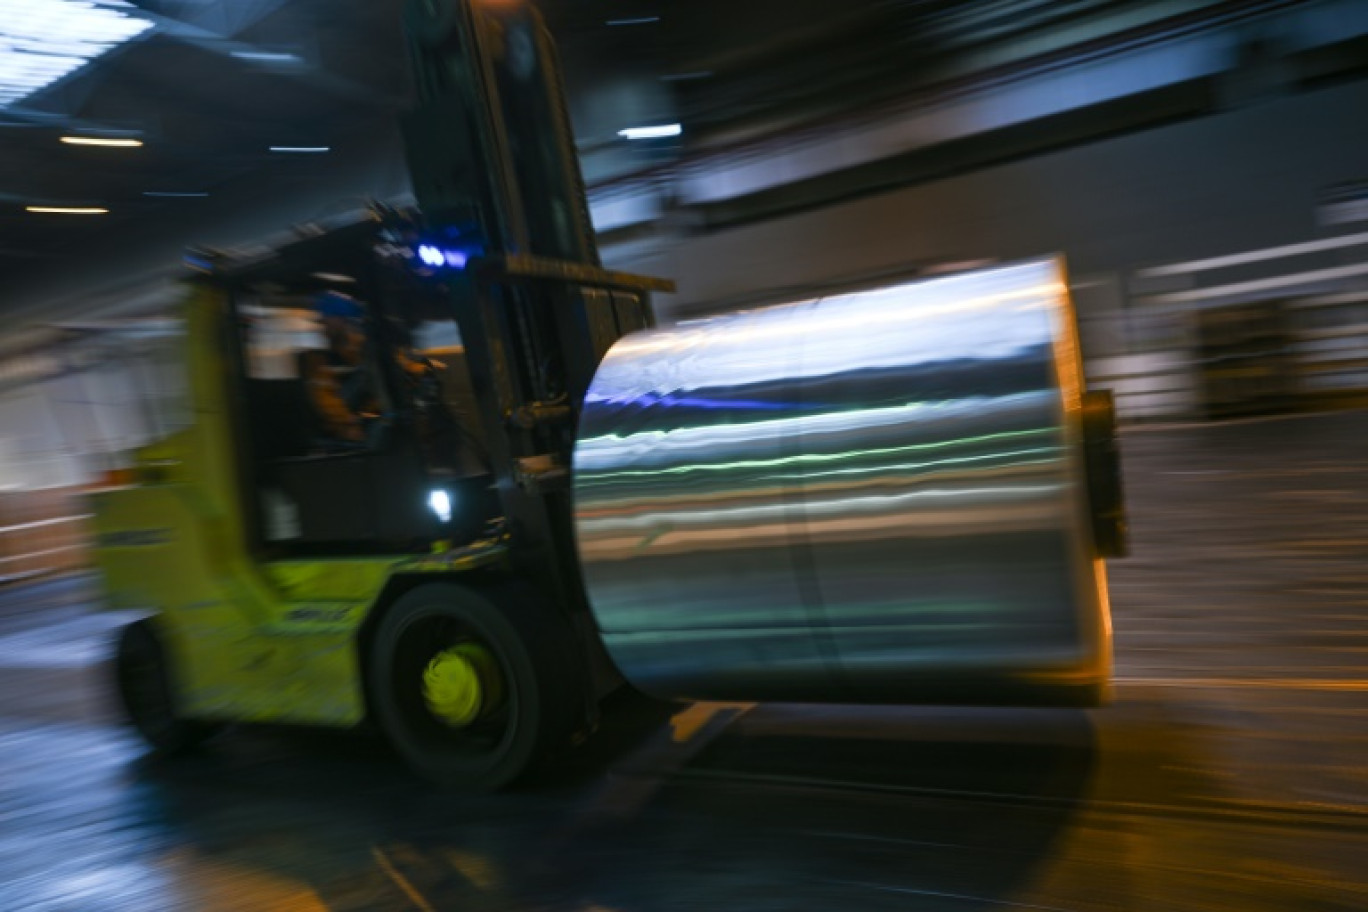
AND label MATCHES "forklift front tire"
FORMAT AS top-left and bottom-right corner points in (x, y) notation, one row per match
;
(369, 581), (583, 790)
(114, 619), (221, 755)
